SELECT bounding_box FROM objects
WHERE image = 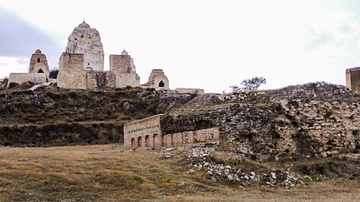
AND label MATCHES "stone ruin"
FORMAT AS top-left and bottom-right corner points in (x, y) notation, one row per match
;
(346, 67), (360, 94)
(7, 20), (175, 91)
(57, 21), (169, 90)
(123, 114), (220, 149)
(7, 49), (50, 87)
